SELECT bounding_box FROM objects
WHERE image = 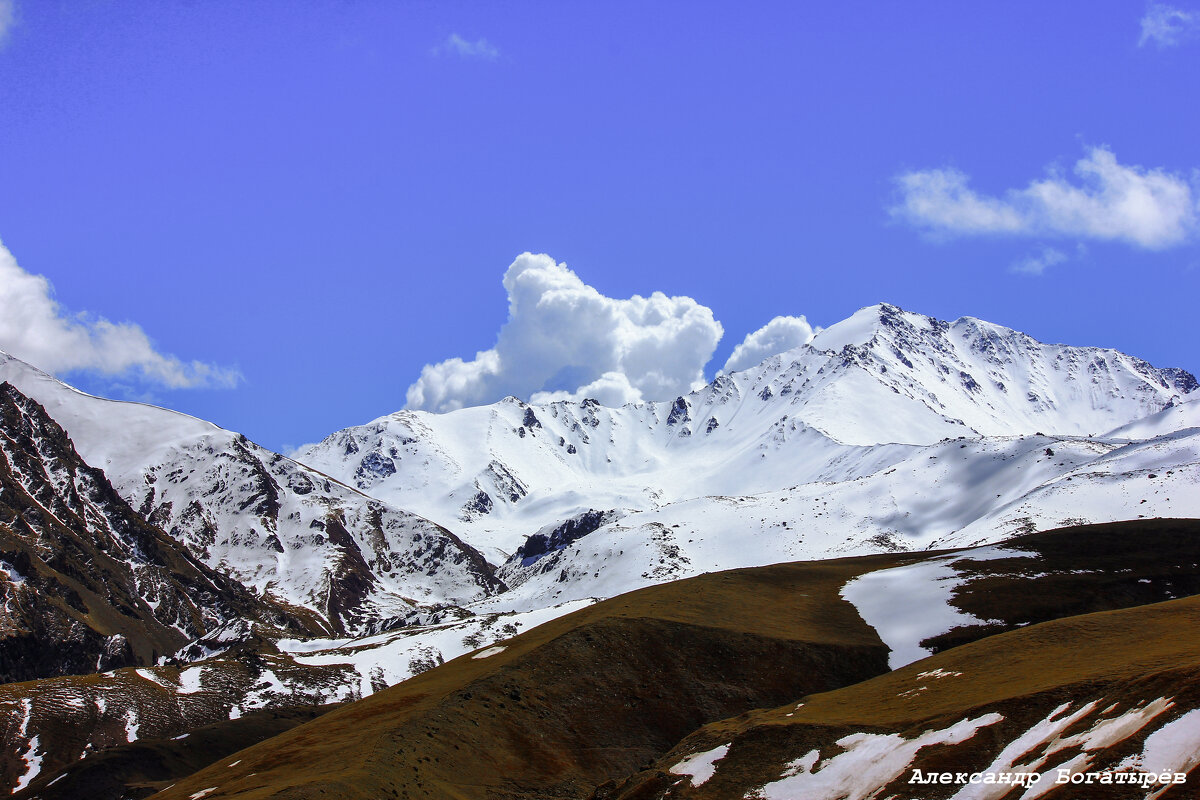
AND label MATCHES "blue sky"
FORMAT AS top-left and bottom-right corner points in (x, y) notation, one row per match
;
(1, 1), (1198, 451)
